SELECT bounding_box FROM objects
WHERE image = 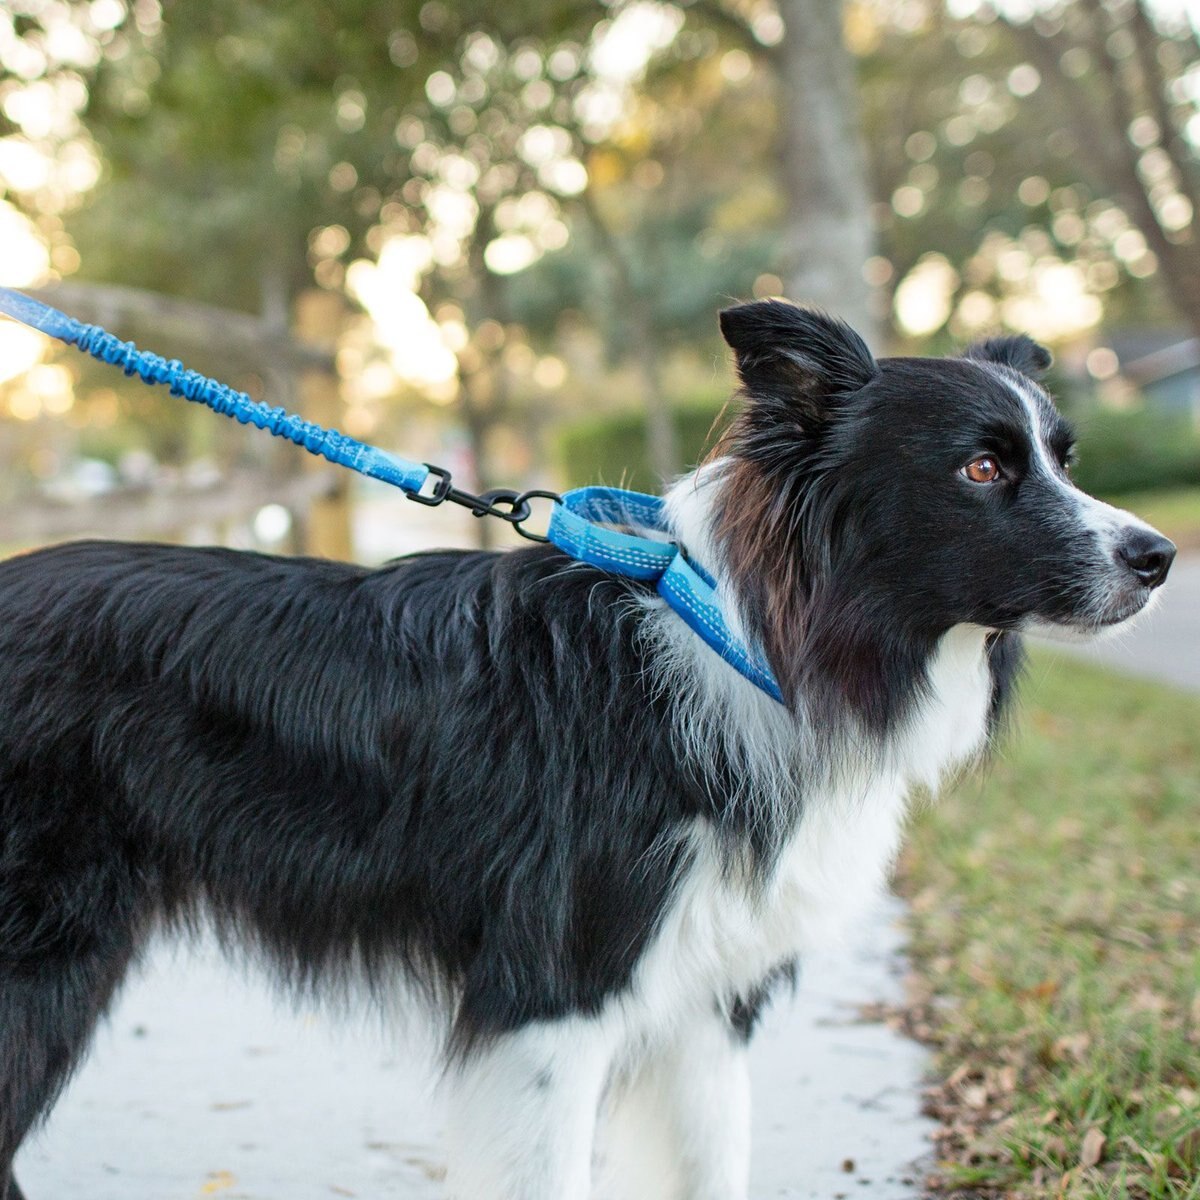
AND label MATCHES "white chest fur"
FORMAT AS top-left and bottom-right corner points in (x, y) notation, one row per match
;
(619, 621), (993, 1045)
(606, 469), (996, 1045)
